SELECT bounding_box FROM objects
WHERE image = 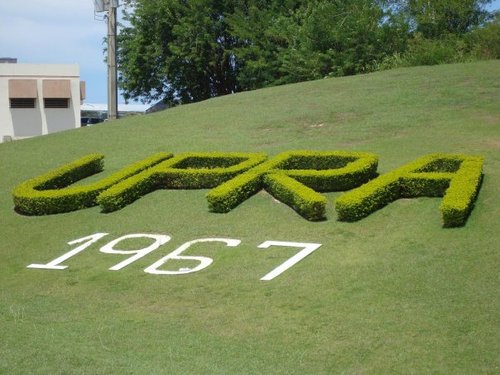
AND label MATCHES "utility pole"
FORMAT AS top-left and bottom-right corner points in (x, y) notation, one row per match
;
(107, 1), (118, 120)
